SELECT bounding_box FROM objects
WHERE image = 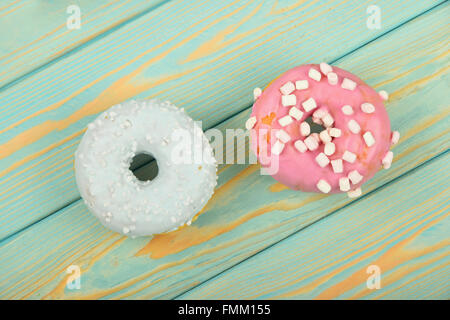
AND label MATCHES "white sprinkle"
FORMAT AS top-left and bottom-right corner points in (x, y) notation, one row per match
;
(329, 127), (342, 137)
(327, 72), (338, 85)
(282, 94), (297, 107)
(320, 62), (333, 75)
(121, 120), (132, 129)
(347, 187), (362, 198)
(348, 119), (361, 134)
(324, 142), (336, 156)
(302, 97), (317, 112)
(339, 177), (351, 191)
(289, 107), (304, 121)
(300, 122), (311, 136)
(379, 90), (389, 101)
(304, 135), (319, 151)
(295, 80), (309, 90)
(245, 116), (257, 130)
(342, 105), (354, 115)
(317, 179), (331, 193)
(331, 159), (343, 173)
(294, 140), (307, 153)
(308, 68), (322, 81)
(343, 150), (357, 163)
(322, 114), (334, 127)
(122, 226), (130, 234)
(278, 115), (293, 127)
(272, 140), (285, 155)
(280, 81), (295, 95)
(363, 131), (376, 147)
(253, 87), (262, 100)
(348, 170), (363, 184)
(382, 151), (394, 169)
(276, 129), (291, 143)
(342, 78), (357, 90)
(361, 102), (375, 114)
(391, 131), (400, 145)
(315, 152), (330, 168)
(319, 130), (332, 143)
